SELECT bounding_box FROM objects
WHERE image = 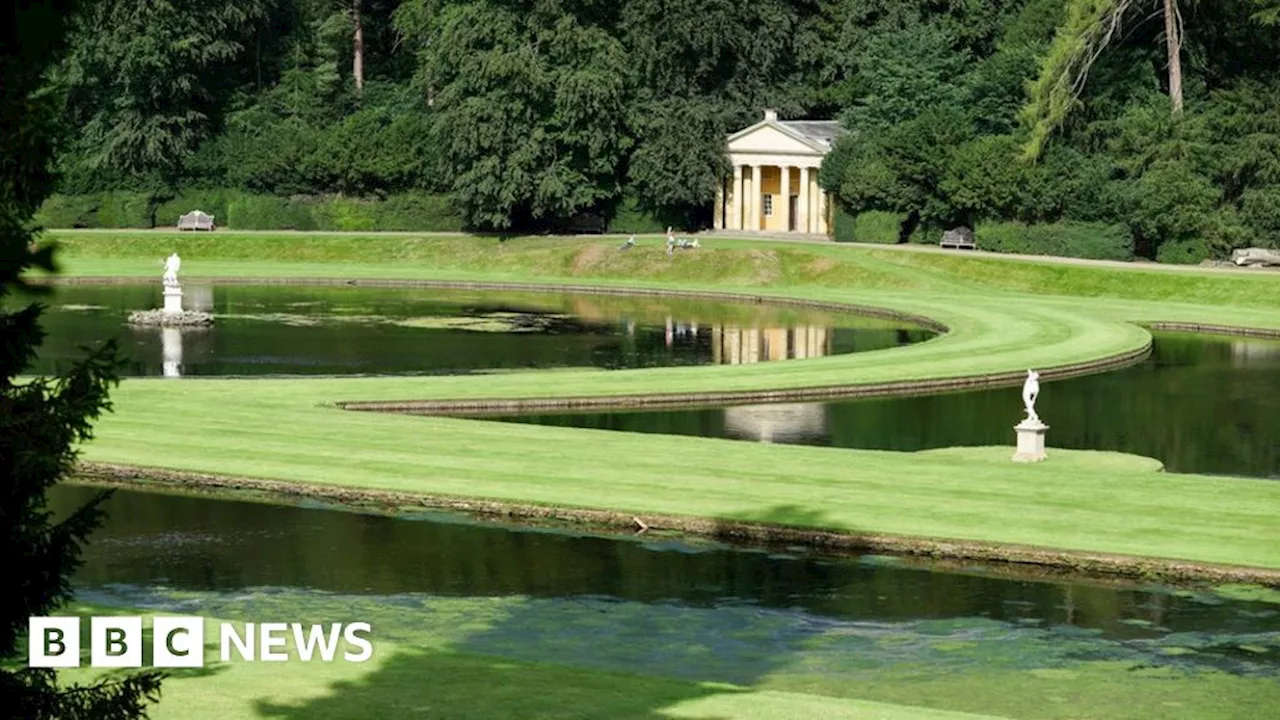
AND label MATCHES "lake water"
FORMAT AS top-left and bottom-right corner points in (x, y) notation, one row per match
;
(55, 484), (1280, 718)
(30, 282), (1279, 715)
(495, 332), (1280, 478)
(31, 284), (933, 377)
